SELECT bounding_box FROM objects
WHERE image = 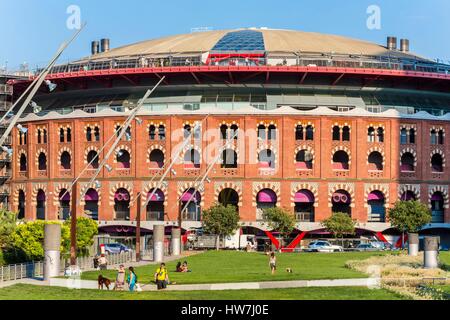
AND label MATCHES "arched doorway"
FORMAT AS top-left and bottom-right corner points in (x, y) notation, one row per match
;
(218, 188), (239, 212)
(400, 191), (416, 201)
(331, 190), (351, 216)
(114, 188), (130, 221)
(84, 189), (99, 220)
(294, 189), (315, 222)
(367, 191), (386, 222)
(36, 190), (46, 220)
(147, 189), (165, 221)
(256, 189), (277, 221)
(431, 192), (444, 223)
(18, 190), (25, 219)
(59, 190), (70, 220)
(180, 189), (201, 221)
